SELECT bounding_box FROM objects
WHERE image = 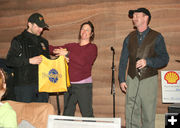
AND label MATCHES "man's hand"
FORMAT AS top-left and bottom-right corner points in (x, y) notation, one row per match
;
(29, 56), (42, 65)
(120, 82), (127, 94)
(136, 59), (146, 69)
(53, 48), (68, 56)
